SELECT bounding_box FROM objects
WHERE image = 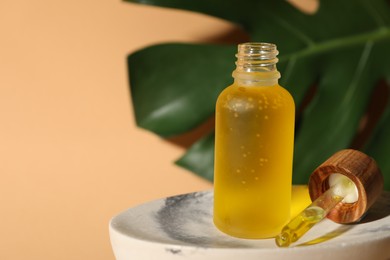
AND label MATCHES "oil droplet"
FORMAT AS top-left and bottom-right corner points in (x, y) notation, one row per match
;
(240, 145), (245, 149)
(242, 153), (247, 157)
(236, 169), (241, 173)
(241, 181), (246, 185)
(264, 115), (269, 120)
(251, 169), (255, 173)
(258, 106), (263, 110)
(254, 177), (259, 181)
(234, 113), (239, 117)
(256, 133), (260, 137)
